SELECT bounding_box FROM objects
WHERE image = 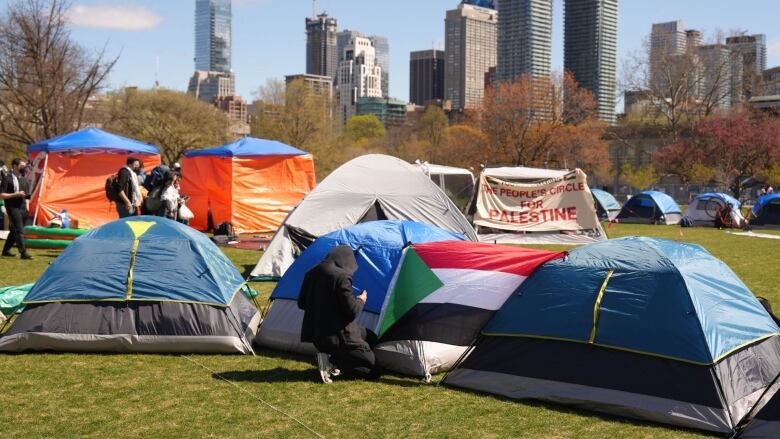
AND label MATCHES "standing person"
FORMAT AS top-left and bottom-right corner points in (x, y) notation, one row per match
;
(158, 171), (182, 221)
(298, 246), (381, 383)
(1, 158), (32, 259)
(117, 157), (142, 218)
(768, 185), (775, 195)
